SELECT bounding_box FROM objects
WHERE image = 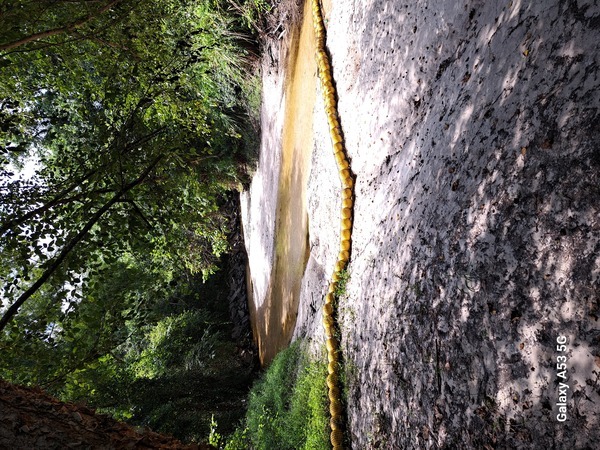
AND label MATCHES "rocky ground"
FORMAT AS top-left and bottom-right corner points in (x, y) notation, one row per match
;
(243, 0), (600, 448)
